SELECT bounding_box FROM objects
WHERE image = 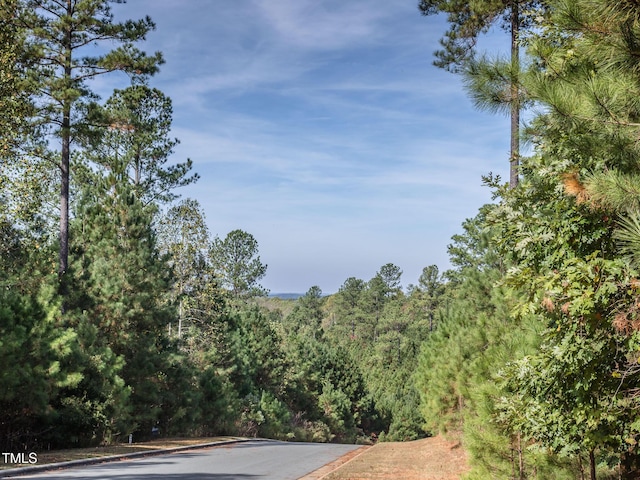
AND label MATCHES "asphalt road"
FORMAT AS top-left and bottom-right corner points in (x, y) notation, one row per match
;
(7, 440), (362, 480)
